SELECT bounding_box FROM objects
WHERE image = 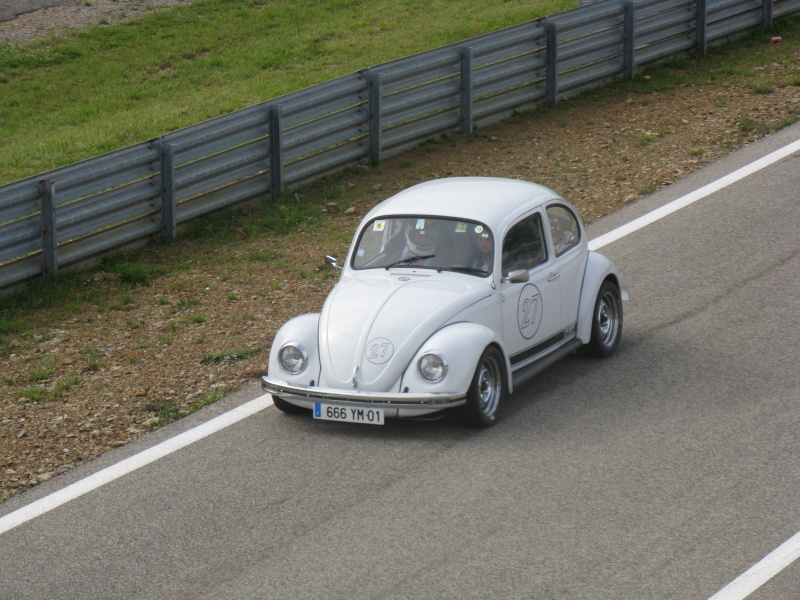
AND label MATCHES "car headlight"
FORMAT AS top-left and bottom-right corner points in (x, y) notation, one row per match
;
(279, 343), (307, 374)
(418, 352), (447, 383)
